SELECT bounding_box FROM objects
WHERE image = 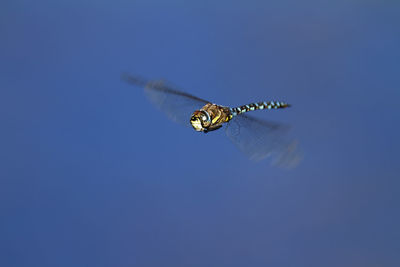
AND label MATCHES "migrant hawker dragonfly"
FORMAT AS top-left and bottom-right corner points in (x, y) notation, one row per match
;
(122, 74), (301, 167)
